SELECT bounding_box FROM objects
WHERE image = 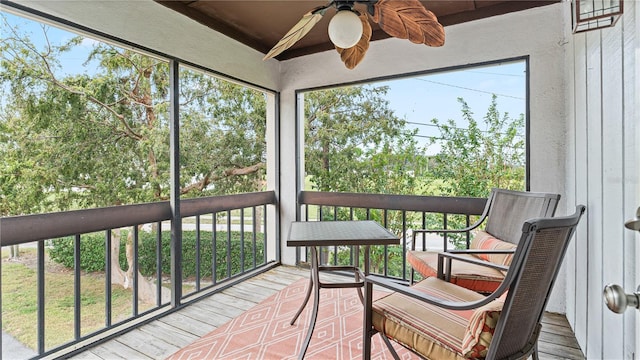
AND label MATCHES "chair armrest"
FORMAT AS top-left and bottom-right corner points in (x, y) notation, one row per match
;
(364, 274), (503, 311)
(411, 211), (488, 237)
(438, 251), (509, 273)
(410, 214), (488, 250)
(411, 227), (477, 251)
(412, 228), (473, 235)
(448, 249), (515, 255)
